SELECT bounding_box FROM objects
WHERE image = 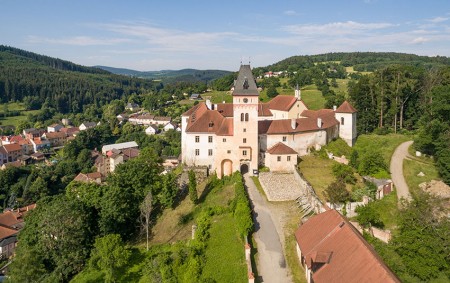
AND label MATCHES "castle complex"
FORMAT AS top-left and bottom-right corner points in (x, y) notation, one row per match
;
(181, 65), (357, 178)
